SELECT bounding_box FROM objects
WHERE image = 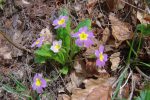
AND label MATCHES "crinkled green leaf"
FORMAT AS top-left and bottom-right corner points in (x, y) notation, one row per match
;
(74, 19), (91, 32)
(53, 52), (65, 64)
(34, 44), (52, 63)
(60, 66), (69, 75)
(56, 19), (71, 52)
(35, 44), (52, 57)
(137, 24), (150, 36)
(34, 55), (47, 63)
